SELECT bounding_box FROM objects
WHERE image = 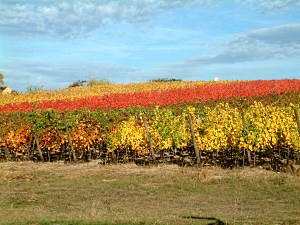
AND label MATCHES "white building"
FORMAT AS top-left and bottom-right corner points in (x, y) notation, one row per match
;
(1, 86), (12, 94)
